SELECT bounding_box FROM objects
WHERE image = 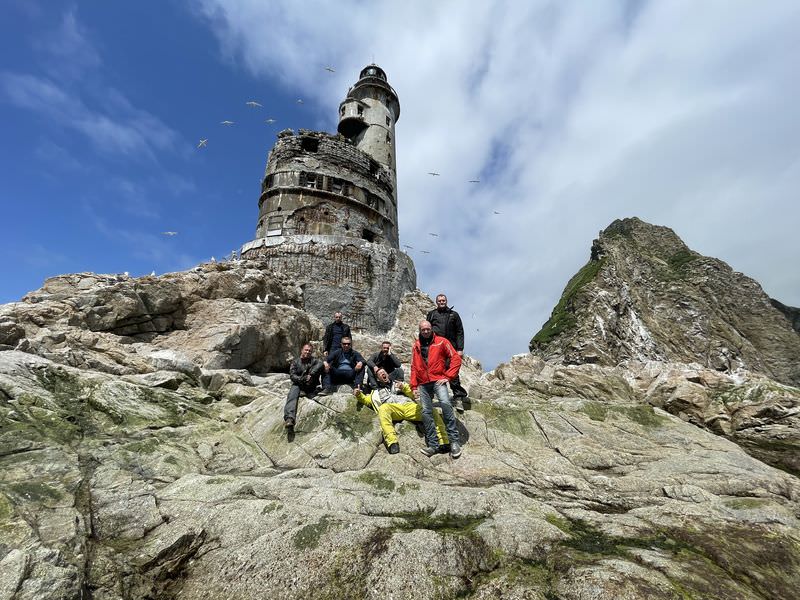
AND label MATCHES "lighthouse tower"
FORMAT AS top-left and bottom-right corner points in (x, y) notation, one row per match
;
(338, 64), (400, 176)
(239, 65), (415, 330)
